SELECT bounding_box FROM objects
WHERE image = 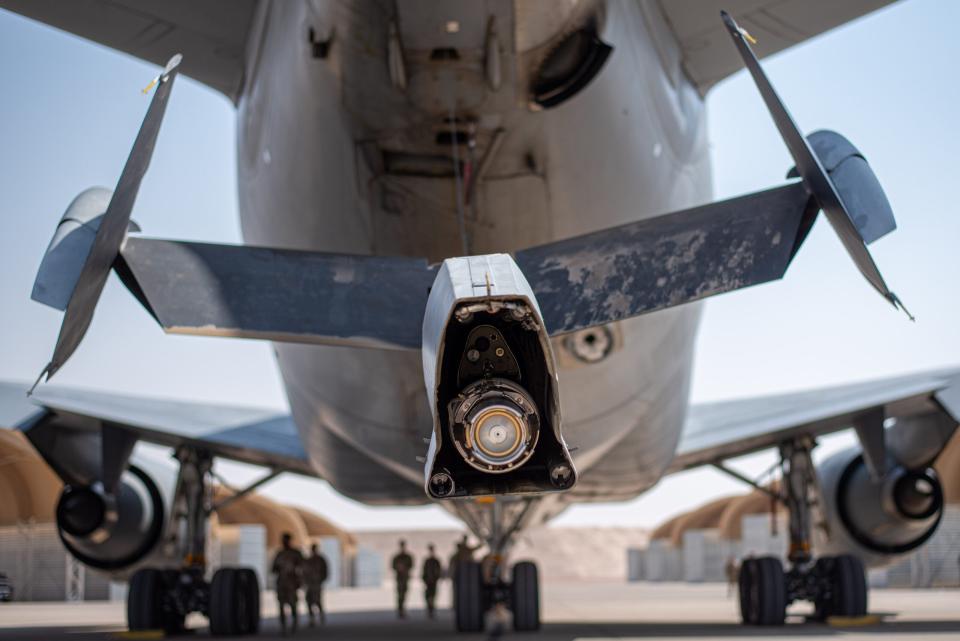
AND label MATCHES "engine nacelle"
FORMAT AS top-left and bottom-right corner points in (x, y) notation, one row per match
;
(816, 446), (944, 567)
(421, 255), (577, 499)
(56, 463), (167, 571)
